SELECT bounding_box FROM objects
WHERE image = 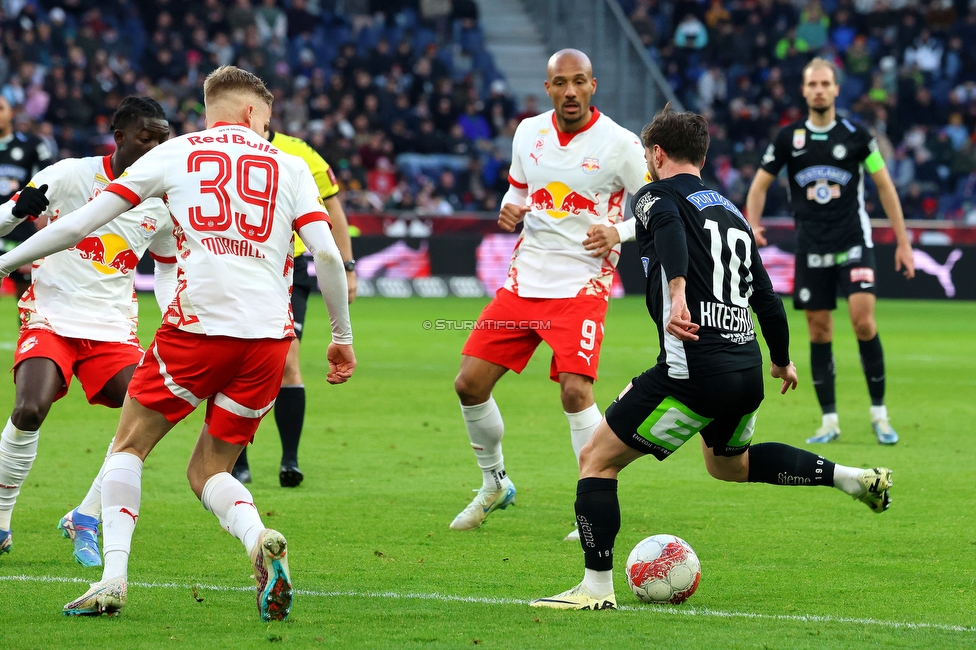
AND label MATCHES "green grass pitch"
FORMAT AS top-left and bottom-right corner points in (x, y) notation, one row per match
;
(0, 294), (973, 648)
